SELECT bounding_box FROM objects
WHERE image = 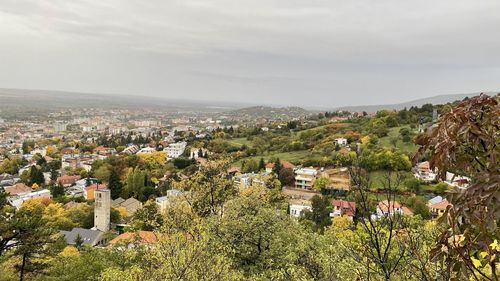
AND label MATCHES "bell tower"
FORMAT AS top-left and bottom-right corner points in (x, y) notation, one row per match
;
(94, 187), (110, 232)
